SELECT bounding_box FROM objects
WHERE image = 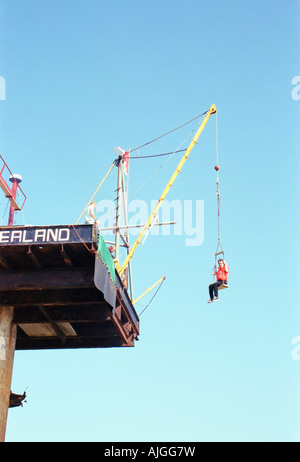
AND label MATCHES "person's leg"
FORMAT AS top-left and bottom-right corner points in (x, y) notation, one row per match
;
(213, 282), (219, 299)
(214, 281), (224, 299)
(208, 284), (214, 301)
